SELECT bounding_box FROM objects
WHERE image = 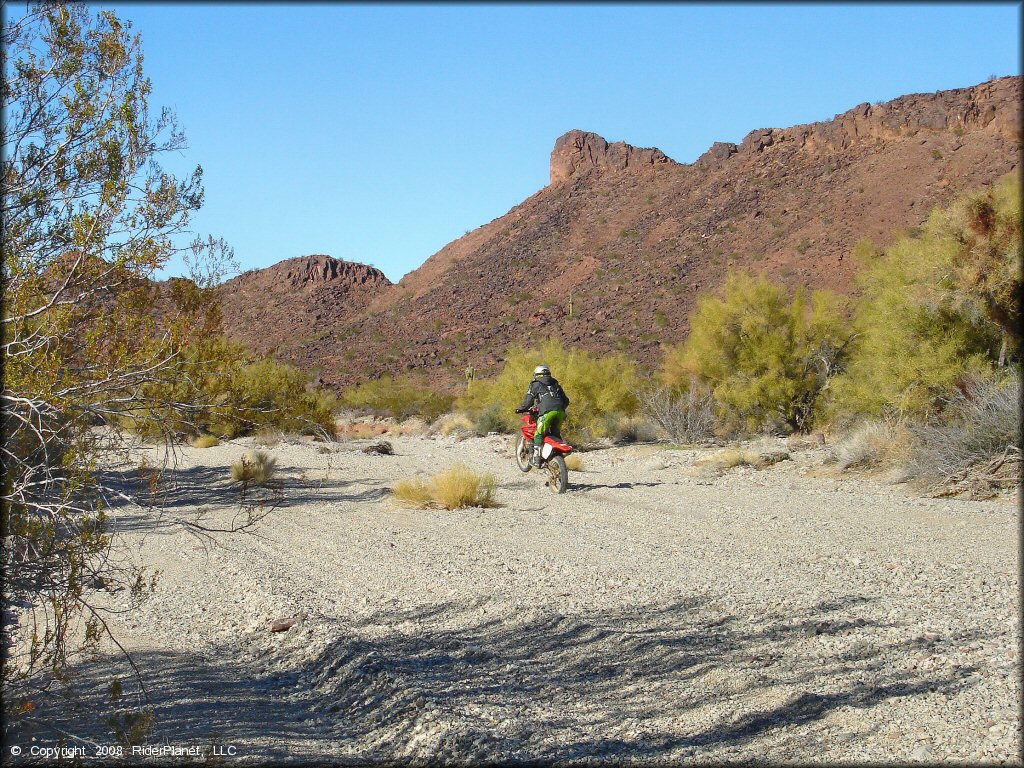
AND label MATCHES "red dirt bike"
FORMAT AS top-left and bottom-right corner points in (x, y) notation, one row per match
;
(515, 408), (573, 494)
